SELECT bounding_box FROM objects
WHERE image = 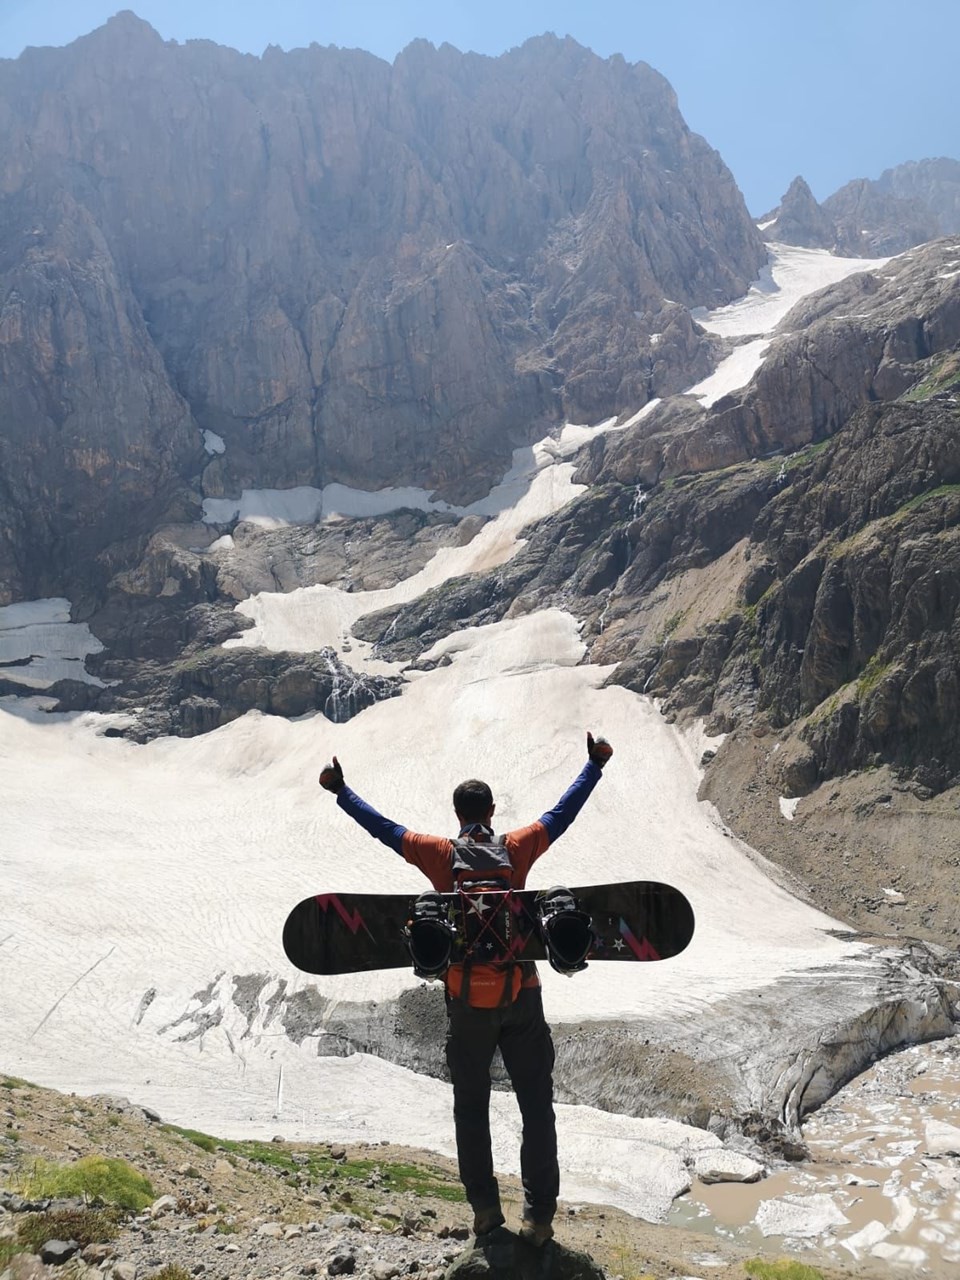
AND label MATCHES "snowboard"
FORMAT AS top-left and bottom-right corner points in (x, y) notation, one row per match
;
(282, 881), (694, 976)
